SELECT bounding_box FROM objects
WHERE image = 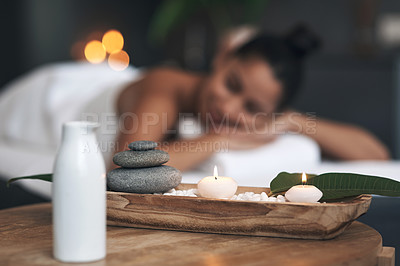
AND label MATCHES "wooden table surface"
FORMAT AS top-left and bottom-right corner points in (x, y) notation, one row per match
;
(0, 203), (395, 266)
